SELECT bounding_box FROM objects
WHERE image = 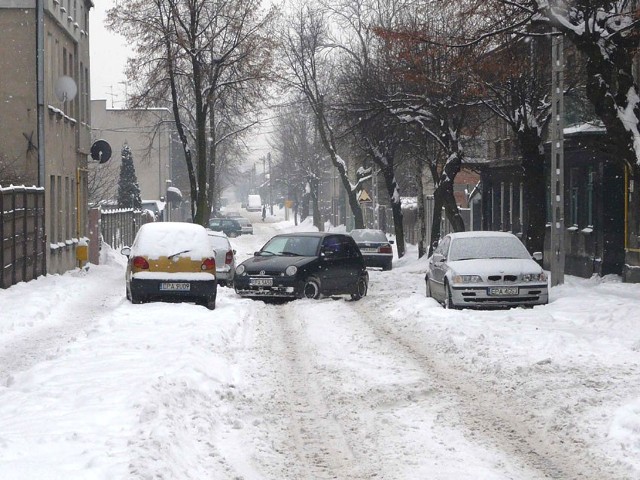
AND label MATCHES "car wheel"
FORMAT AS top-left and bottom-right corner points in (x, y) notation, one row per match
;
(126, 284), (131, 301)
(444, 281), (456, 309)
(350, 276), (368, 301)
(206, 295), (216, 310)
(425, 275), (432, 297)
(130, 292), (143, 305)
(302, 277), (321, 299)
(229, 232), (238, 238)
